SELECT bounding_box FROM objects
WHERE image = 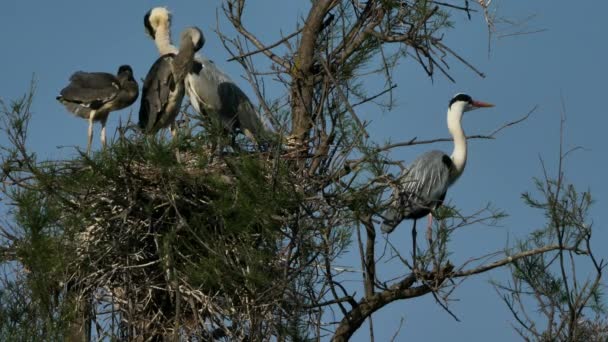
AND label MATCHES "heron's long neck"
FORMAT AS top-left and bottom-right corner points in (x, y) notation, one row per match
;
(447, 106), (466, 177)
(155, 23), (178, 55)
(172, 41), (195, 83)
